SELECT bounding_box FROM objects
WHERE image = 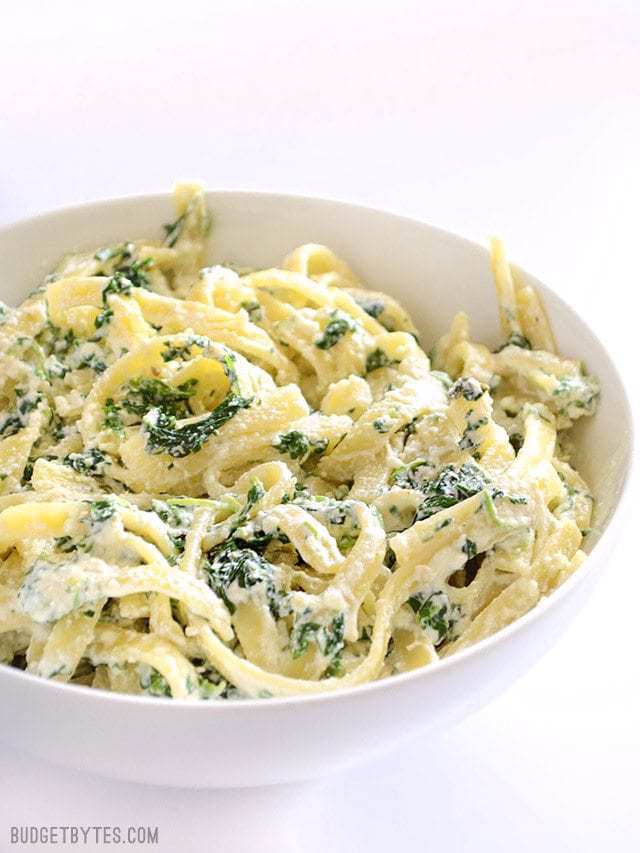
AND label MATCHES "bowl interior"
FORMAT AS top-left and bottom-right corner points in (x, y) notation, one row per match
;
(0, 191), (632, 550)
